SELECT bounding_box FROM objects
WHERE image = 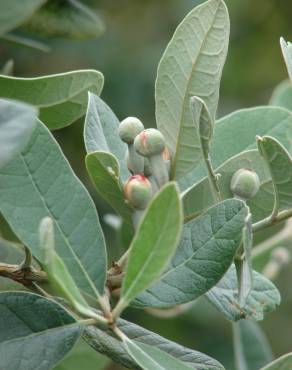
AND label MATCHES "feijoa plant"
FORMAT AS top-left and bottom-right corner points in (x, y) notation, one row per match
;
(0, 0), (292, 369)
